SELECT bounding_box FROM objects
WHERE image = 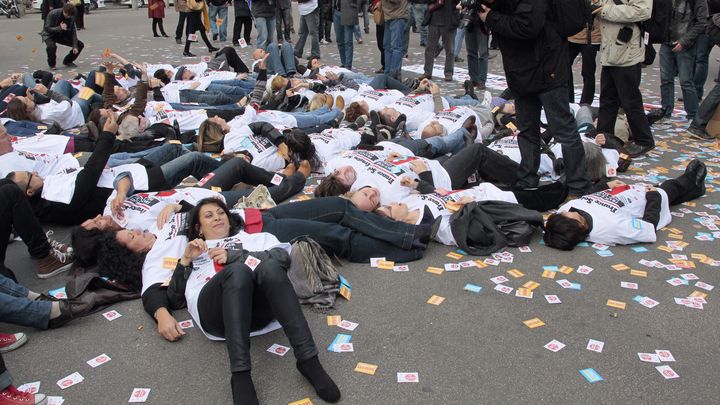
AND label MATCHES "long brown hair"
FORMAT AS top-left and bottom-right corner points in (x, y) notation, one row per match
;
(6, 99), (34, 122)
